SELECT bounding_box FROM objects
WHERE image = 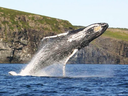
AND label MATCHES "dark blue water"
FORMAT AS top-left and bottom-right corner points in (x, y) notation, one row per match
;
(0, 64), (128, 96)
